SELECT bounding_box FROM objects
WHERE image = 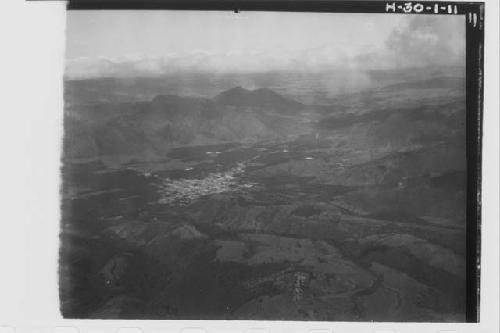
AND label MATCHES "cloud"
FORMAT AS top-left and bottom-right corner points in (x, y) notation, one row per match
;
(65, 16), (465, 78)
(384, 15), (465, 68)
(65, 50), (344, 78)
